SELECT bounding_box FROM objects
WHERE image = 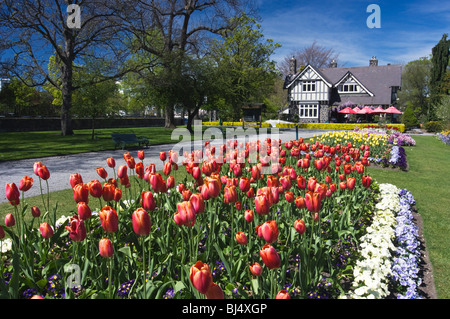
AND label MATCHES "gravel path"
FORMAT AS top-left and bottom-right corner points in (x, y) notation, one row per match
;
(1, 128), (333, 203)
